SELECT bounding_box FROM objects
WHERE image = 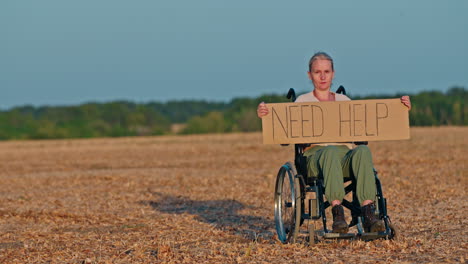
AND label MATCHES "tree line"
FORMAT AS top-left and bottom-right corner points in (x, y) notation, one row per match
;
(0, 86), (465, 140)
